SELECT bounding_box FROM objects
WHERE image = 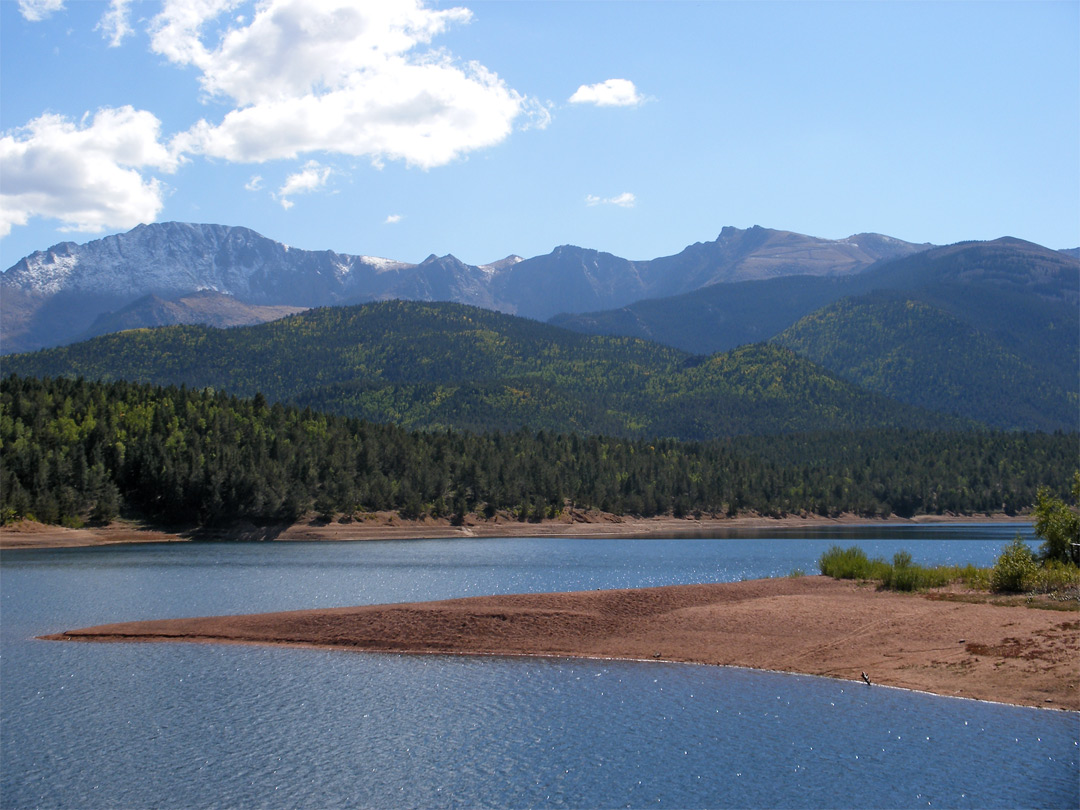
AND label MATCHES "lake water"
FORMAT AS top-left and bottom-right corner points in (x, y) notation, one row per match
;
(2, 524), (1077, 809)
